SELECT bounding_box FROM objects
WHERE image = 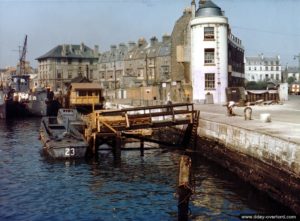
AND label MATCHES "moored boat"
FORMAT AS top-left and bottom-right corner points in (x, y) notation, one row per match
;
(40, 108), (88, 159)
